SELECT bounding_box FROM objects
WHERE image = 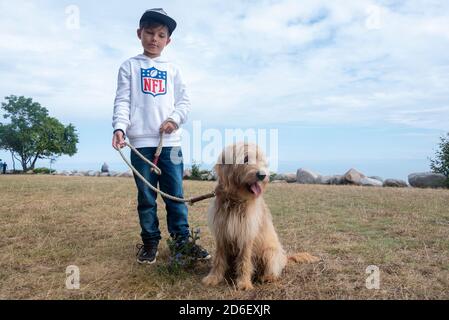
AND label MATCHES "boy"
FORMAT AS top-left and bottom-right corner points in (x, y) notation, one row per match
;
(112, 8), (210, 264)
